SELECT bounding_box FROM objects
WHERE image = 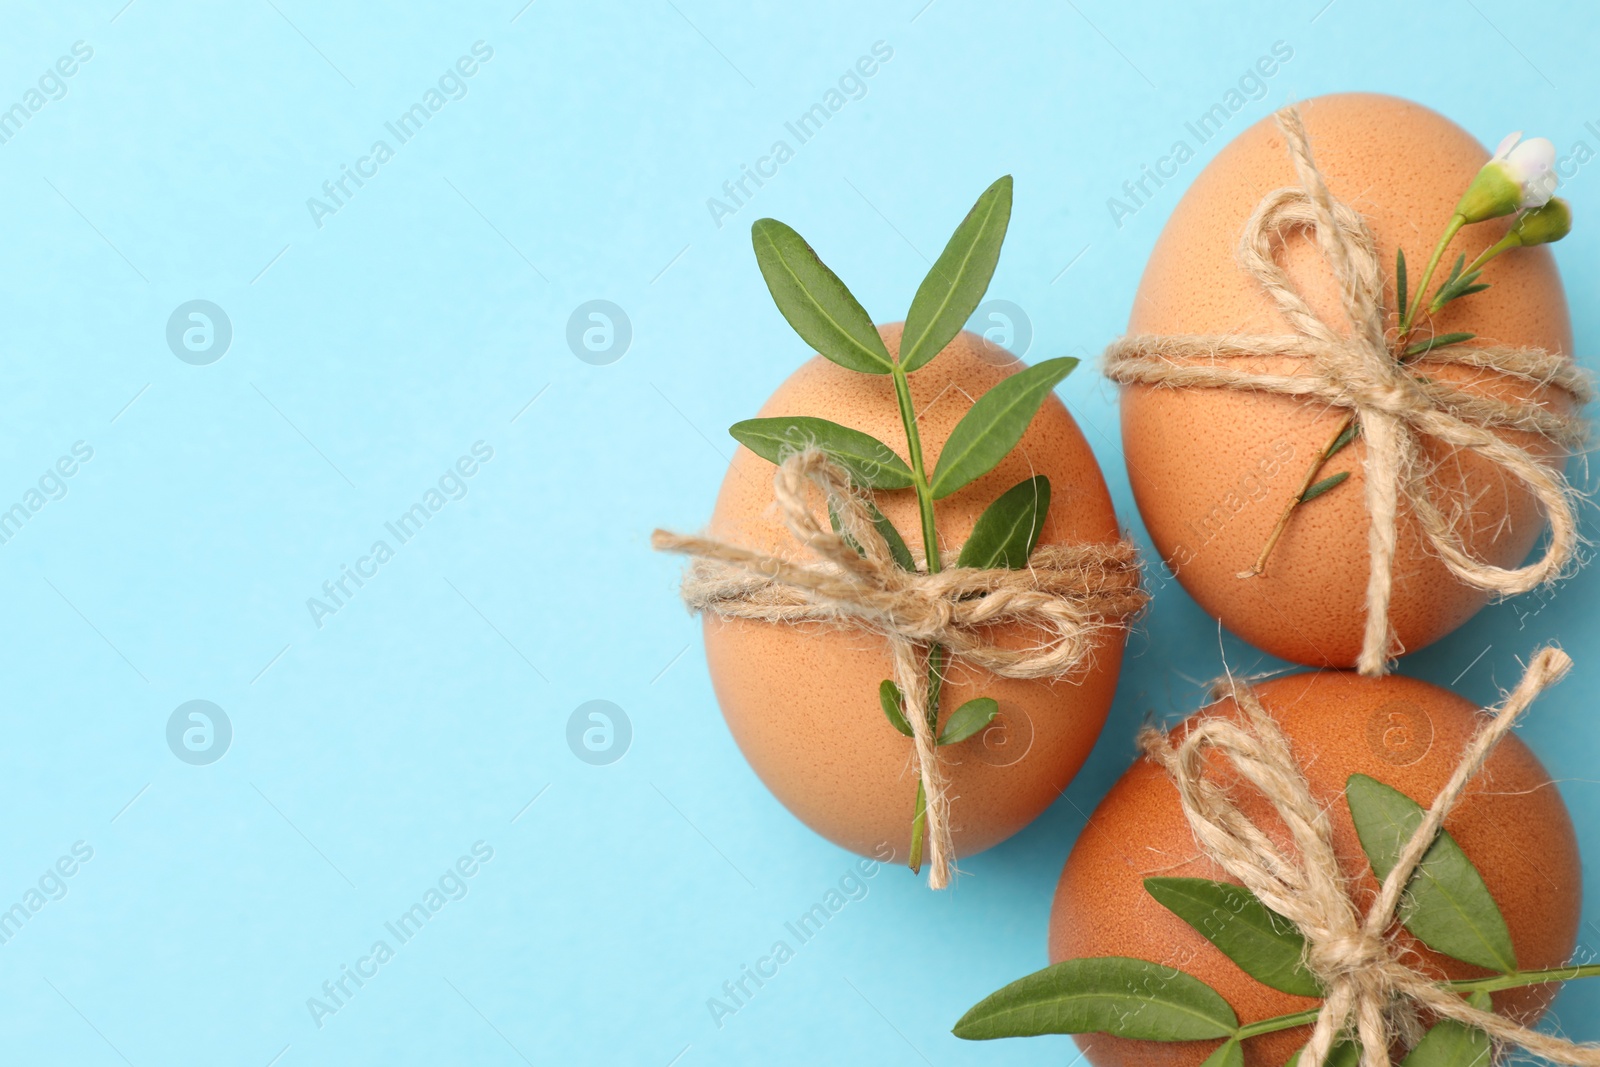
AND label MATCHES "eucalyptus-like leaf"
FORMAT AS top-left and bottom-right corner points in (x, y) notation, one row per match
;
(953, 956), (1238, 1041)
(1396, 248), (1408, 319)
(730, 416), (914, 490)
(750, 218), (894, 374)
(1399, 995), (1492, 1067)
(1286, 1040), (1359, 1067)
(1346, 775), (1517, 973)
(1405, 331), (1477, 358)
(930, 357), (1078, 499)
(938, 697), (998, 746)
(899, 175), (1014, 373)
(957, 476), (1051, 570)
(909, 780), (927, 873)
(1300, 471), (1350, 504)
(878, 679), (914, 738)
(1143, 878), (1321, 997)
(831, 498), (916, 571)
(1202, 1040), (1244, 1067)
(1326, 421), (1360, 460)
